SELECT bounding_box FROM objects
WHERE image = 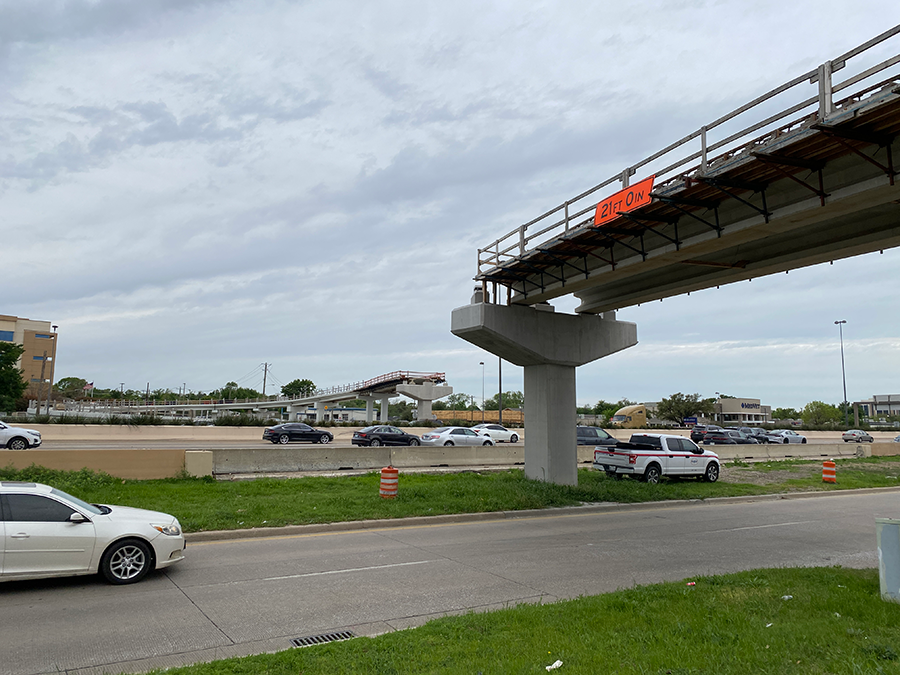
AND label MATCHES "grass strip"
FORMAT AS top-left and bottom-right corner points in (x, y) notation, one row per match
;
(2, 456), (899, 533)
(149, 567), (900, 674)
